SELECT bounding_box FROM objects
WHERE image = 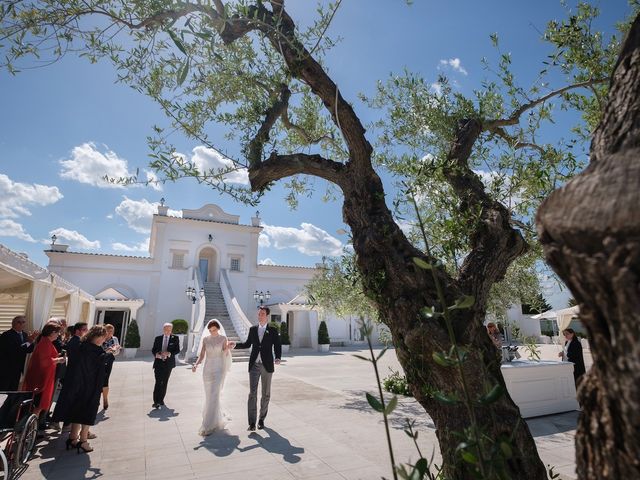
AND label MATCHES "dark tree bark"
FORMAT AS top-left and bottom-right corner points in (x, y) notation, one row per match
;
(536, 13), (640, 480)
